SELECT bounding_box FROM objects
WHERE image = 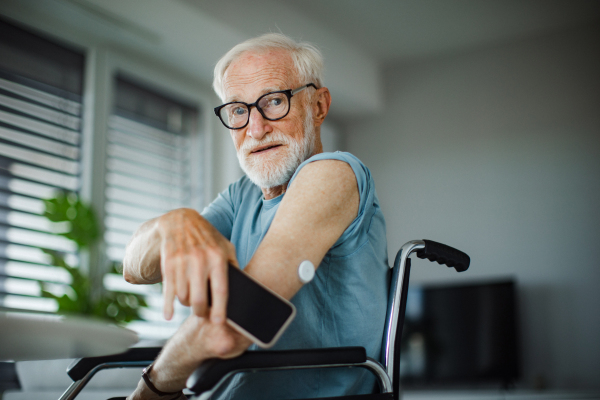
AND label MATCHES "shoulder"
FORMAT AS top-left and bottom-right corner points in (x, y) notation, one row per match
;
(299, 151), (366, 168)
(285, 152), (382, 257)
(289, 152), (371, 189)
